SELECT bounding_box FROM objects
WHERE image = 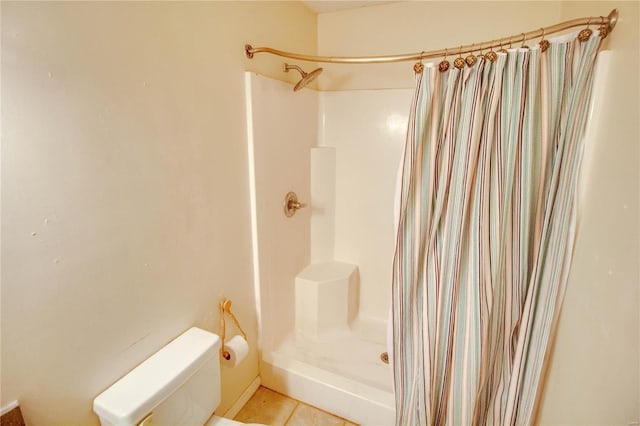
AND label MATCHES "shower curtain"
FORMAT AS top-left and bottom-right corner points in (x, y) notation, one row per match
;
(391, 32), (602, 425)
